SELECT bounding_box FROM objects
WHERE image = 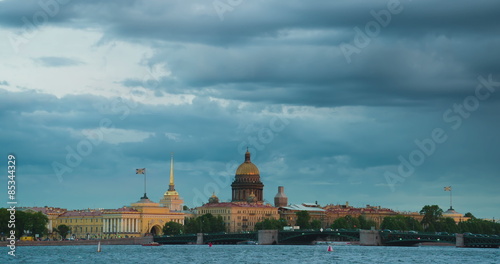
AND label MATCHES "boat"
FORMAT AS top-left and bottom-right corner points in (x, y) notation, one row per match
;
(142, 242), (161, 246)
(97, 242), (101, 252)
